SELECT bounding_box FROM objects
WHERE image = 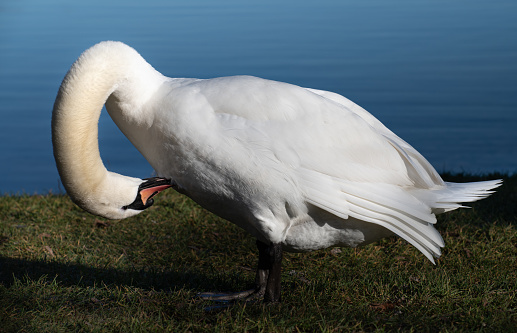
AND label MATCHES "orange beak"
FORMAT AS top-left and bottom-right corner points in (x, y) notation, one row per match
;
(123, 177), (172, 211)
(140, 183), (172, 206)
